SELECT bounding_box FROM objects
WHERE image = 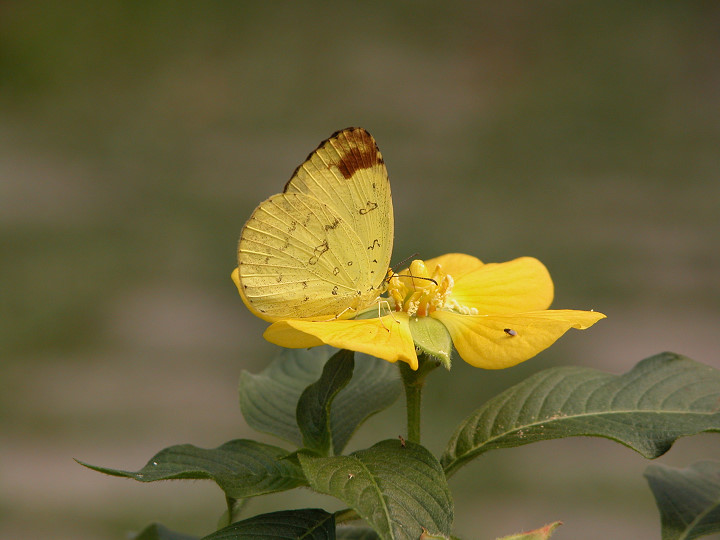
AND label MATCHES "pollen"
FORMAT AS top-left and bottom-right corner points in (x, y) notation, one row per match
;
(387, 259), (474, 316)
